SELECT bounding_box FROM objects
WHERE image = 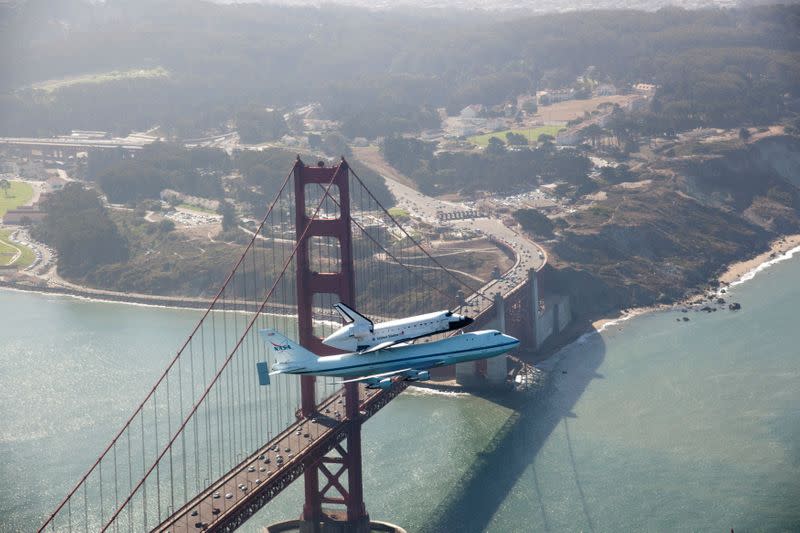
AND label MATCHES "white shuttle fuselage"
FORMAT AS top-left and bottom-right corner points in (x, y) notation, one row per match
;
(322, 303), (473, 352)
